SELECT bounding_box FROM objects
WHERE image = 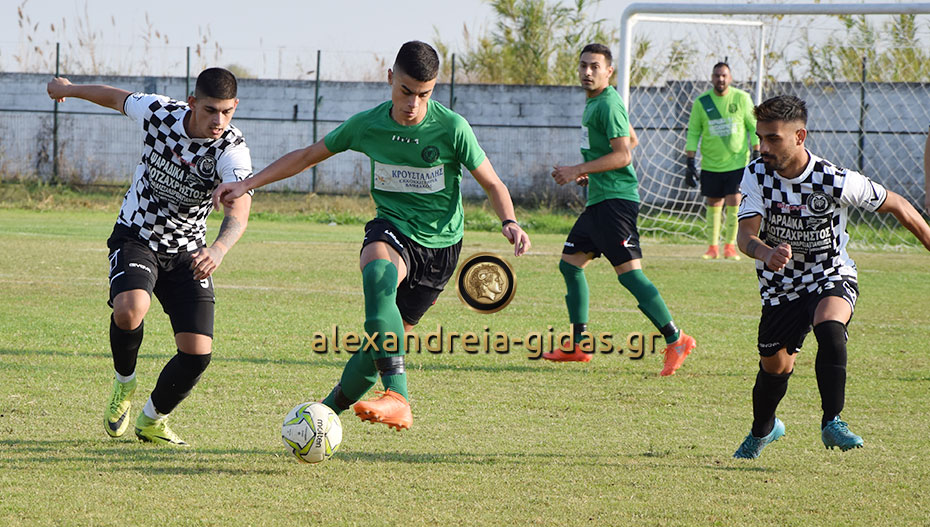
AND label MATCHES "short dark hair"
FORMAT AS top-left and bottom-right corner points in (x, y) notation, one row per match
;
(712, 62), (730, 73)
(754, 95), (808, 125)
(393, 41), (439, 82)
(581, 43), (612, 65)
(195, 67), (237, 99)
